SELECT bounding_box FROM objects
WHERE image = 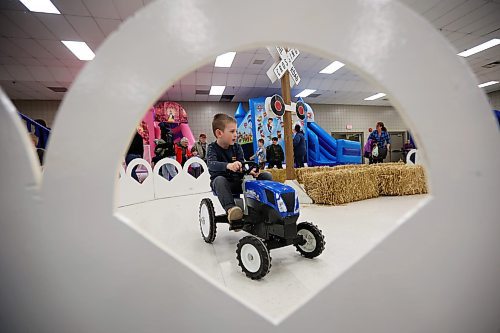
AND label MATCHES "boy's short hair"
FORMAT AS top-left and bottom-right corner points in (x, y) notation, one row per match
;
(212, 113), (236, 136)
(272, 137), (278, 141)
(258, 138), (264, 144)
(199, 133), (207, 138)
